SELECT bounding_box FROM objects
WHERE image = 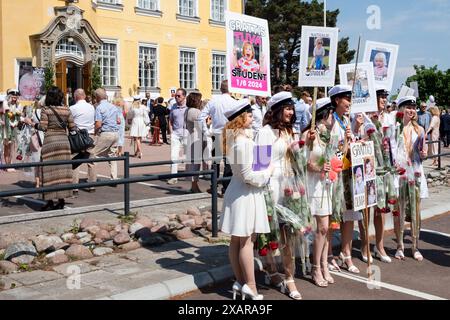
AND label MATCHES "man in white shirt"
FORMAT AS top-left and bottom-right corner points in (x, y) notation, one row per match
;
(70, 88), (95, 193)
(251, 96), (267, 133)
(198, 80), (235, 195)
